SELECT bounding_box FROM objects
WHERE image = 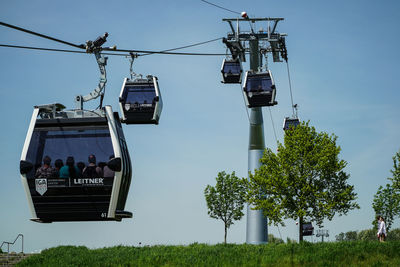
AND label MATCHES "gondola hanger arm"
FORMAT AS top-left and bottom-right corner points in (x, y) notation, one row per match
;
(75, 33), (116, 110)
(128, 52), (140, 80)
(81, 50), (107, 102)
